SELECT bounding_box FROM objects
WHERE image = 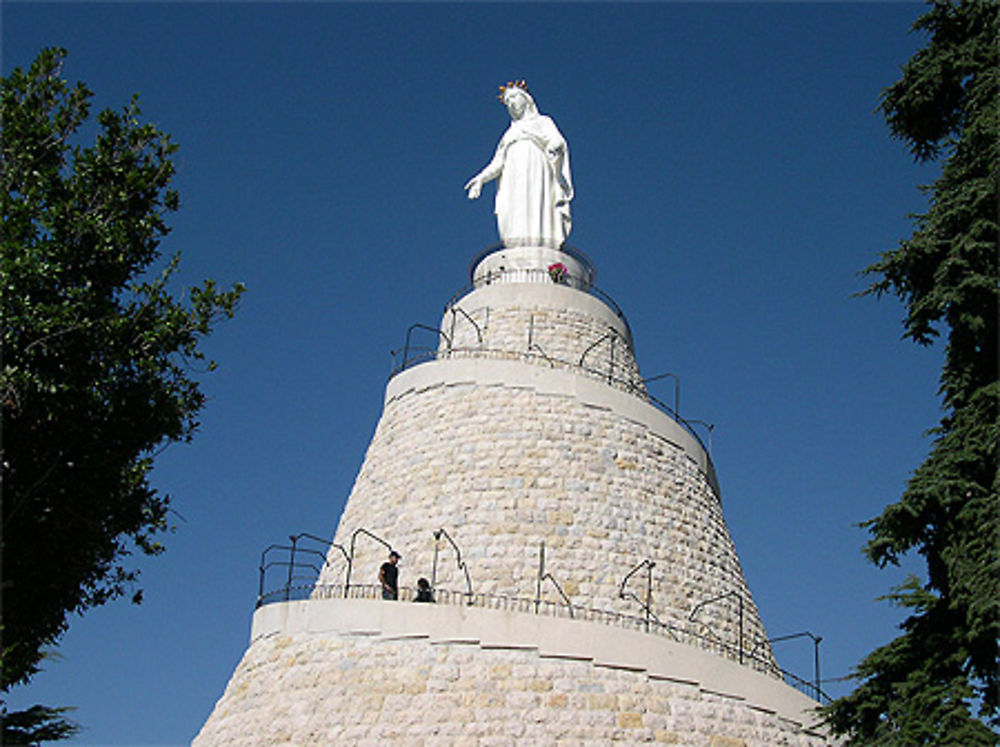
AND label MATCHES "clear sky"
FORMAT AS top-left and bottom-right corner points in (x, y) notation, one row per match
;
(4, 2), (942, 744)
